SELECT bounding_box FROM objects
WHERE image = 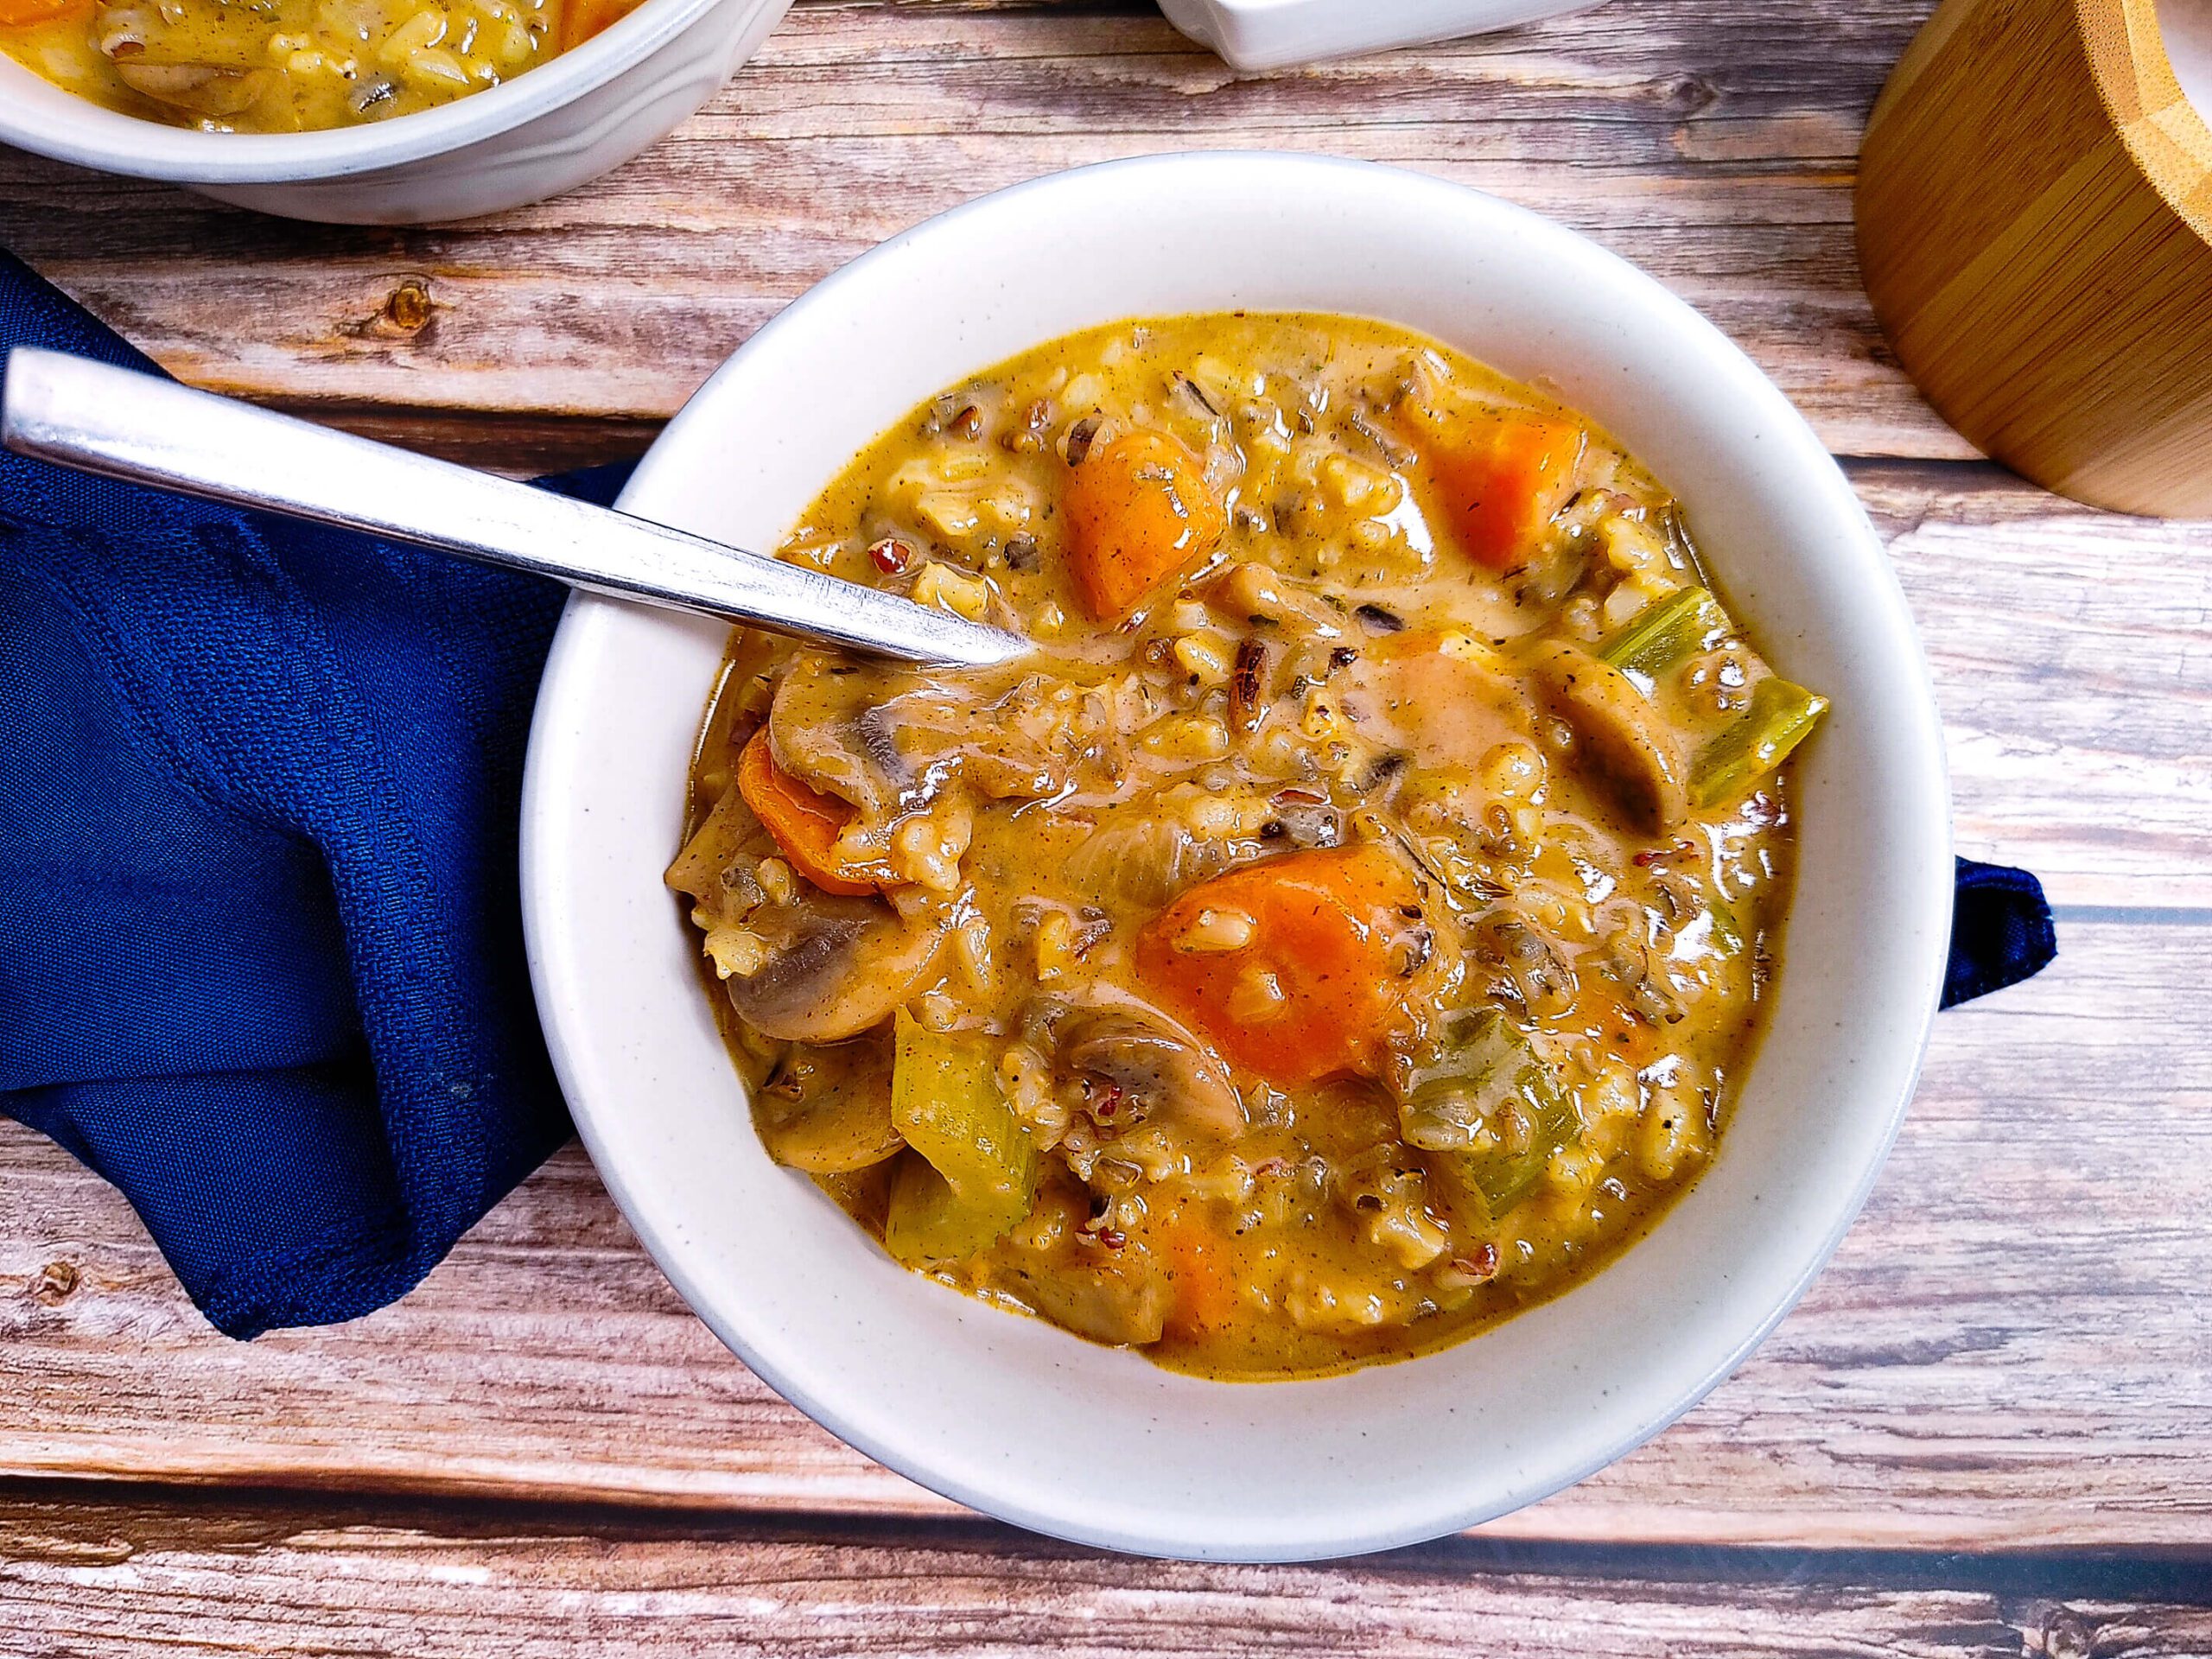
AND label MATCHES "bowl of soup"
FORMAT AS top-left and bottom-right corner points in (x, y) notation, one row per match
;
(523, 151), (1953, 1560)
(0, 0), (789, 222)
